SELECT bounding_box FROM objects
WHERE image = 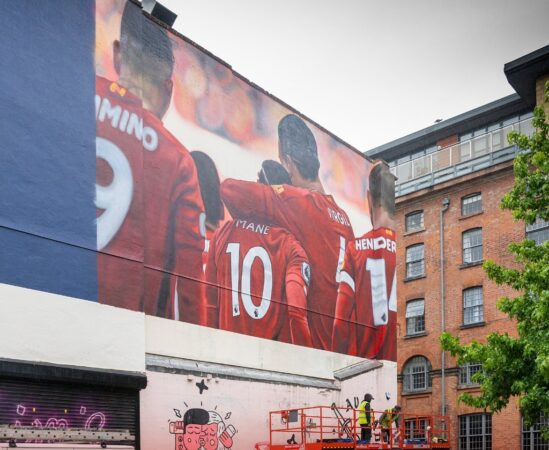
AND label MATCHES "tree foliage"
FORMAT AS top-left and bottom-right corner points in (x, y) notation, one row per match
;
(440, 82), (549, 436)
